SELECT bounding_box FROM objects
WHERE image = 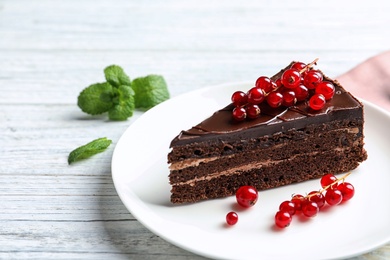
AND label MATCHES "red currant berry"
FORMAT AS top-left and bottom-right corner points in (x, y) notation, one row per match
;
(325, 189), (343, 206)
(231, 91), (248, 106)
(294, 84), (309, 101)
(255, 76), (273, 93)
(307, 191), (325, 209)
(301, 200), (319, 217)
(337, 182), (355, 202)
(275, 78), (282, 89)
(281, 89), (297, 107)
(303, 70), (323, 89)
(271, 80), (278, 90)
(320, 174), (338, 189)
(281, 69), (301, 89)
(279, 200), (296, 215)
(266, 92), (283, 108)
(236, 186), (258, 208)
(309, 93), (326, 110)
(275, 211), (292, 228)
(315, 81), (335, 100)
(291, 61), (307, 72)
(246, 104), (261, 119)
(291, 194), (304, 211)
(247, 87), (265, 105)
(232, 107), (247, 121)
(226, 211), (238, 225)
